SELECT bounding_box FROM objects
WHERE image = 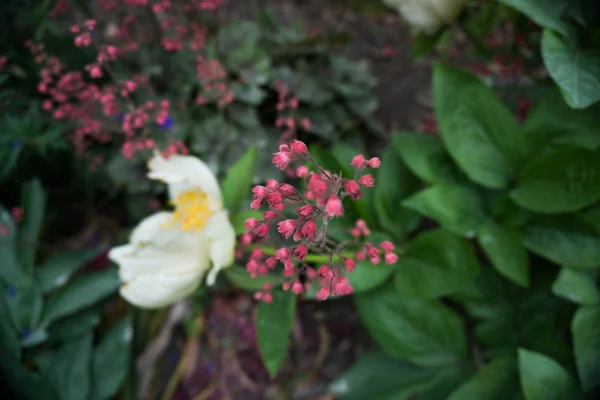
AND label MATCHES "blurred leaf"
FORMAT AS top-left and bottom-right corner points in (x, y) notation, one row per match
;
(402, 184), (485, 238)
(518, 348), (583, 400)
(217, 20), (261, 52)
(345, 261), (394, 293)
(355, 283), (467, 367)
(89, 315), (133, 400)
(0, 144), (21, 183)
(0, 357), (58, 400)
(221, 146), (257, 214)
(36, 248), (104, 293)
(38, 333), (93, 400)
(433, 64), (522, 188)
(48, 306), (102, 345)
(542, 30), (600, 109)
(498, 0), (570, 35)
(330, 350), (470, 400)
(374, 144), (421, 238)
(411, 31), (443, 58)
(17, 178), (45, 271)
(20, 329), (48, 348)
(0, 289), (20, 361)
(394, 229), (479, 298)
(511, 146), (600, 214)
(572, 306), (600, 390)
(478, 222), (529, 287)
(552, 268), (599, 305)
(0, 207), (24, 286)
(232, 83), (266, 105)
(10, 277), (43, 331)
(39, 268), (120, 329)
(256, 290), (296, 377)
(523, 214), (600, 268)
(231, 210), (263, 235)
(393, 132), (461, 184)
(447, 357), (520, 400)
(223, 266), (284, 291)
